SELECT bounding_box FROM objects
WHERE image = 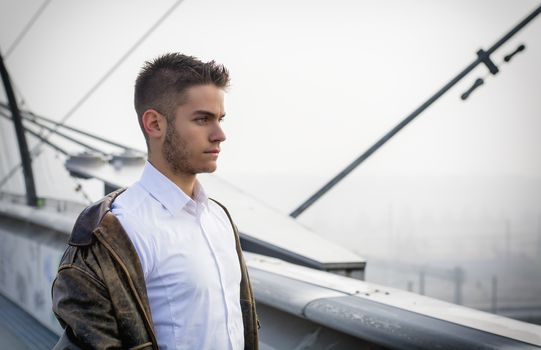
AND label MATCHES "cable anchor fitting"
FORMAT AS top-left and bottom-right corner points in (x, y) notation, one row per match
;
(476, 49), (499, 75)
